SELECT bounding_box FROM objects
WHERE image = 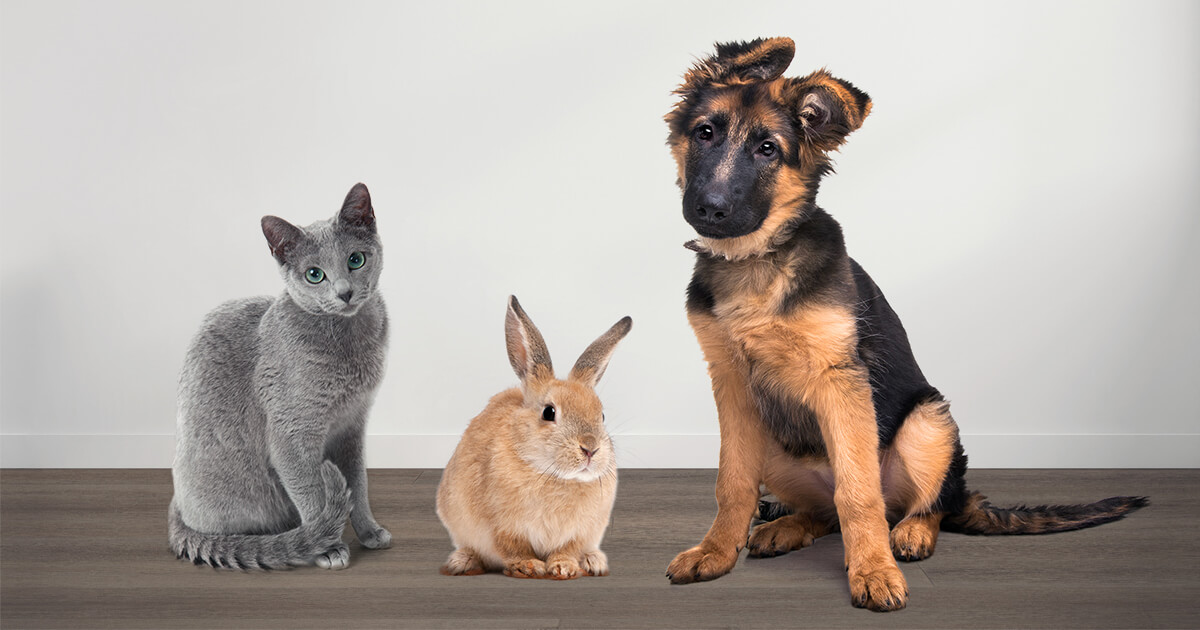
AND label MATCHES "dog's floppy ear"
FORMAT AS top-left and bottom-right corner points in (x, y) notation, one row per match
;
(788, 69), (872, 152)
(710, 37), (795, 83)
(681, 37), (795, 92)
